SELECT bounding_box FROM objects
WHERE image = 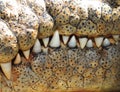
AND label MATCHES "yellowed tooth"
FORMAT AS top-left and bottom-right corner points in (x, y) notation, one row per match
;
(112, 35), (119, 41)
(86, 39), (93, 48)
(42, 37), (49, 47)
(109, 38), (116, 44)
(49, 30), (60, 47)
(68, 35), (77, 48)
(1, 62), (11, 80)
(62, 36), (69, 45)
(79, 38), (88, 49)
(23, 50), (30, 59)
(42, 47), (48, 54)
(103, 38), (110, 46)
(95, 37), (104, 47)
(14, 53), (21, 65)
(32, 39), (41, 53)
